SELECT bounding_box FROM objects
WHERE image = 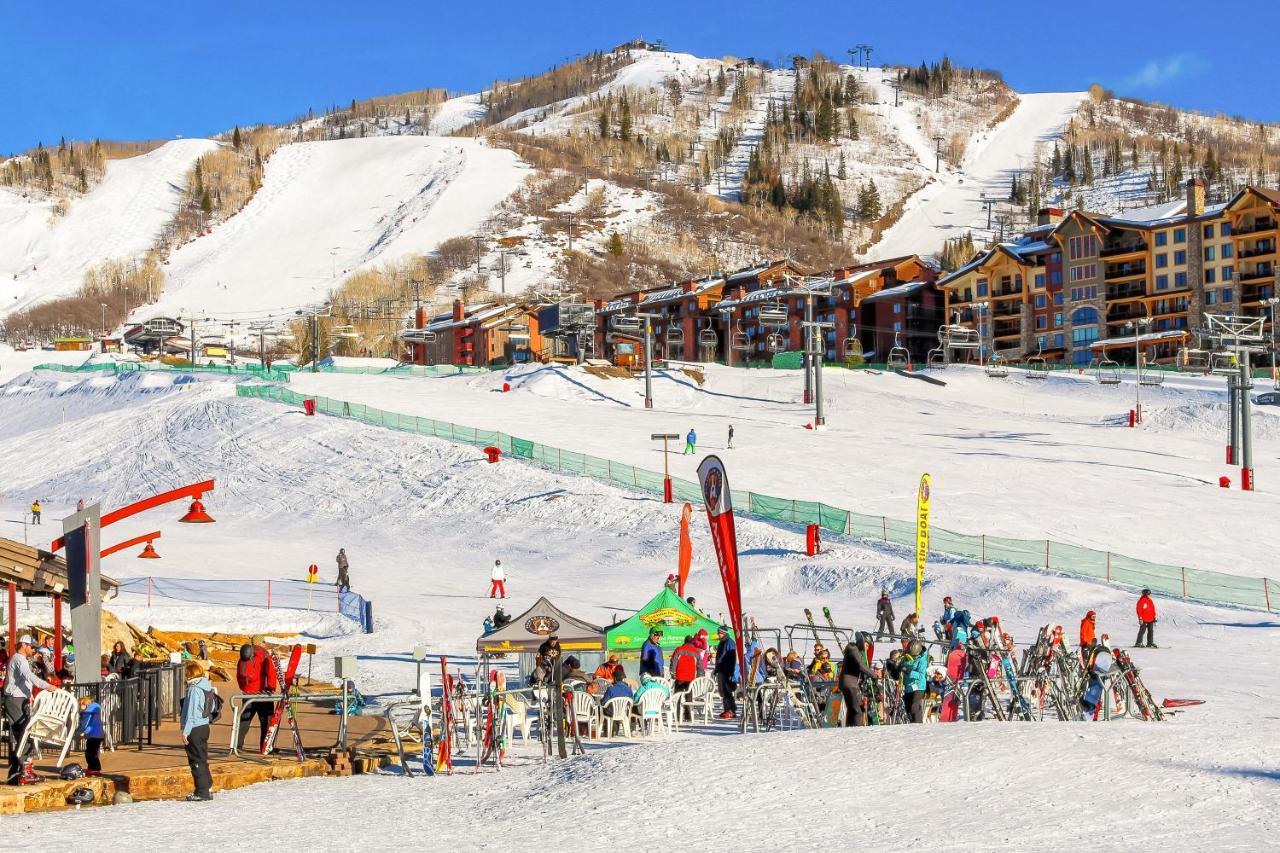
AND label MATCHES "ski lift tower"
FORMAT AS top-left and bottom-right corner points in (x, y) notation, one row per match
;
(788, 274), (835, 405)
(637, 312), (662, 409)
(1203, 313), (1268, 491)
